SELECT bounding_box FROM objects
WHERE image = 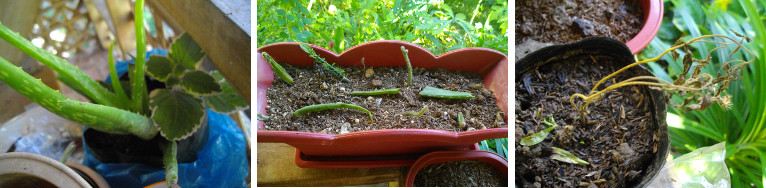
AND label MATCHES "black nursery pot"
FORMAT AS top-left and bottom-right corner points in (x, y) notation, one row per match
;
(83, 75), (210, 168)
(515, 37), (669, 187)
